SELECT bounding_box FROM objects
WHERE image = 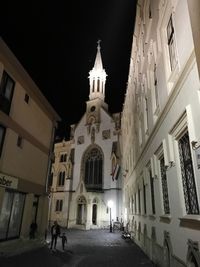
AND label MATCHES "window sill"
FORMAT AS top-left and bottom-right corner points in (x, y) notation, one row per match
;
(56, 186), (65, 191)
(167, 61), (180, 93)
(141, 214), (148, 218)
(160, 214), (171, 224)
(153, 105), (160, 116)
(168, 61), (179, 83)
(179, 215), (200, 230)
